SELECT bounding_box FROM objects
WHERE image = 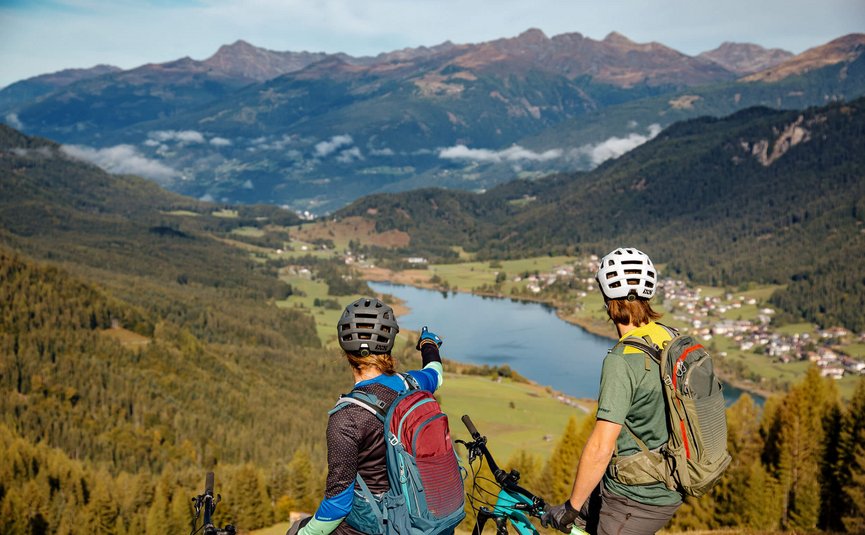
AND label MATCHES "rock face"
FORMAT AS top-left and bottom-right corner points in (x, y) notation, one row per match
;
(742, 33), (865, 82)
(698, 42), (793, 75)
(202, 40), (330, 82)
(444, 28), (736, 87)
